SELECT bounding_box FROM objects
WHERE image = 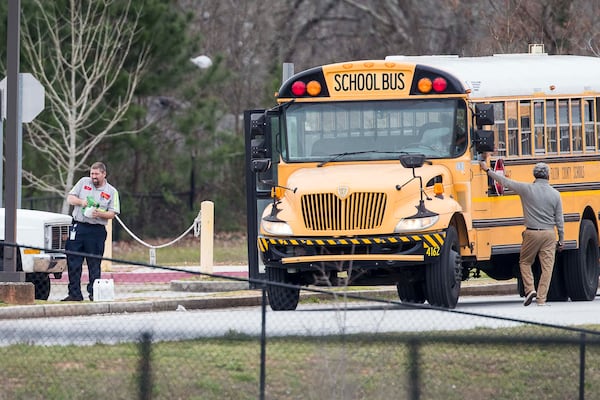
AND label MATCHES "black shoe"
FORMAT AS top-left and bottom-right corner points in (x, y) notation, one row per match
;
(61, 295), (83, 302)
(89, 294), (94, 301)
(523, 291), (536, 306)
